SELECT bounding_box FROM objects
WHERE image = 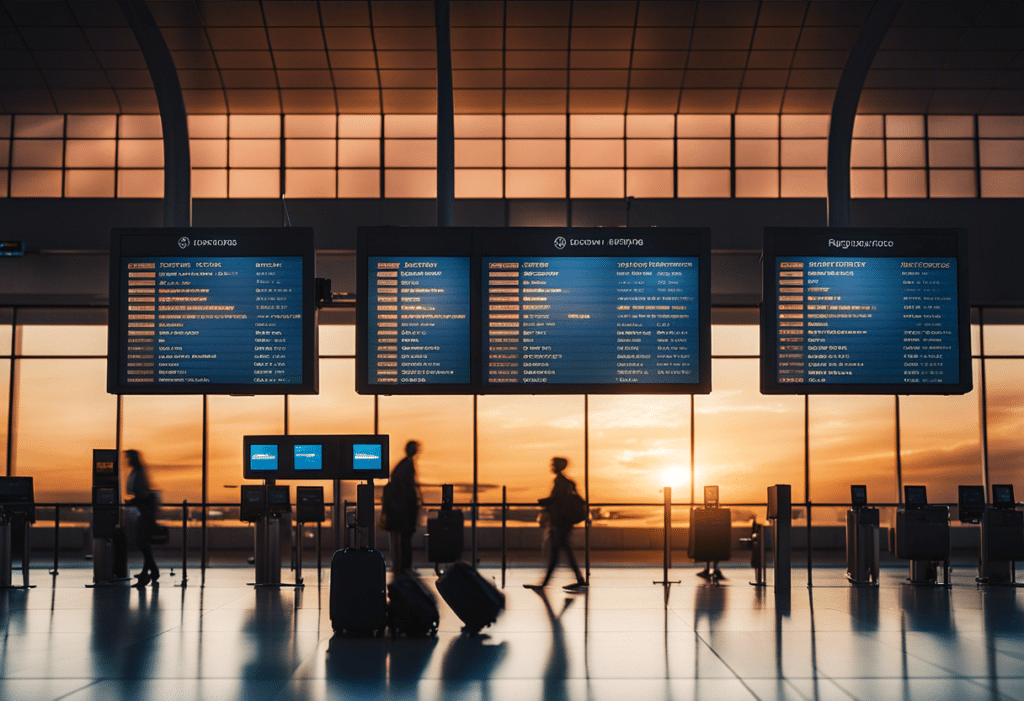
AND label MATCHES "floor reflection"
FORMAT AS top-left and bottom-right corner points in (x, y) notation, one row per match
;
(88, 584), (161, 699)
(1, 566), (1023, 701)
